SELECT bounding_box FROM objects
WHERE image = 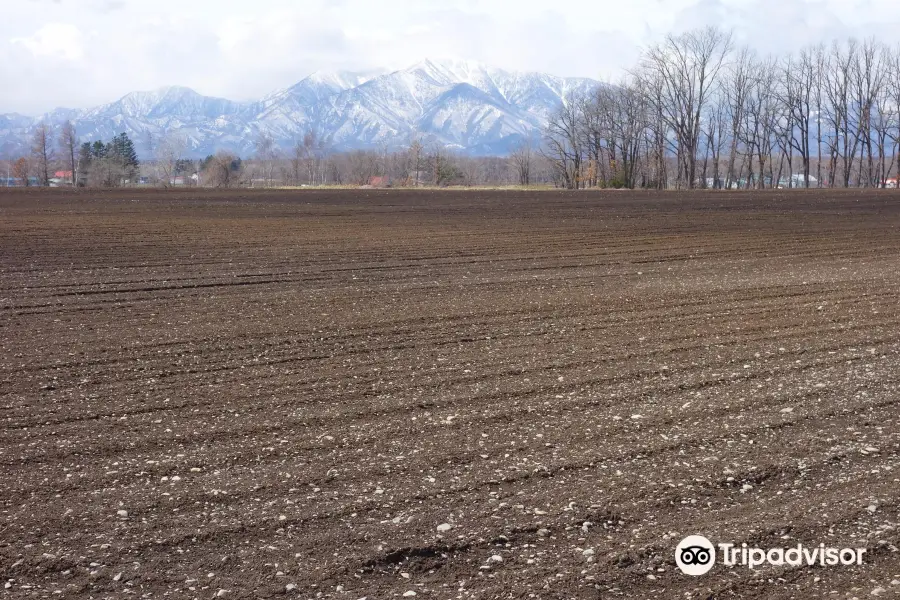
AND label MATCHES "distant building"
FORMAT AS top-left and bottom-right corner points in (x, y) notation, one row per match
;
(54, 170), (74, 184)
(704, 177), (737, 189)
(703, 177), (748, 189)
(784, 174), (818, 187)
(169, 174), (199, 186)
